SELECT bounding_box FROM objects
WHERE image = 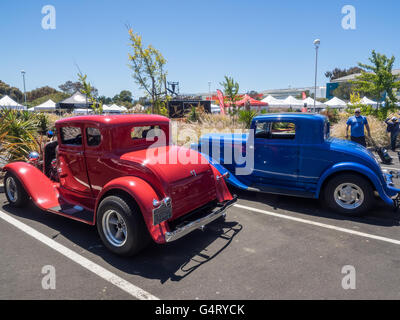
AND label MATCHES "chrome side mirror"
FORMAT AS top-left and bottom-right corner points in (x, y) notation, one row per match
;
(28, 151), (40, 163)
